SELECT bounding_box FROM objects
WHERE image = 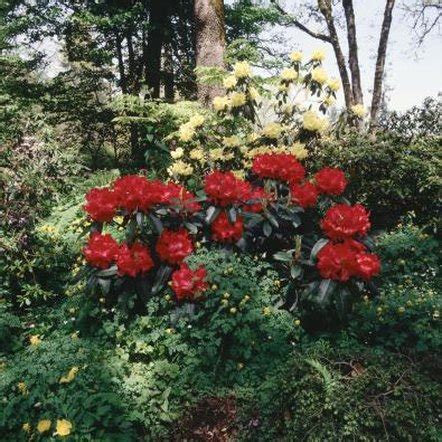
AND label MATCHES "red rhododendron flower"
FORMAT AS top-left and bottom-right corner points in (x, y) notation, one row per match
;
(244, 186), (269, 213)
(252, 153), (305, 183)
(156, 228), (194, 265)
(204, 171), (251, 207)
(314, 167), (347, 195)
(117, 242), (154, 277)
(321, 204), (371, 240)
(163, 182), (201, 213)
(316, 239), (366, 282)
(83, 232), (119, 269)
(290, 182), (318, 208)
(353, 252), (381, 280)
(171, 263), (208, 301)
(84, 187), (118, 222)
(211, 211), (244, 243)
